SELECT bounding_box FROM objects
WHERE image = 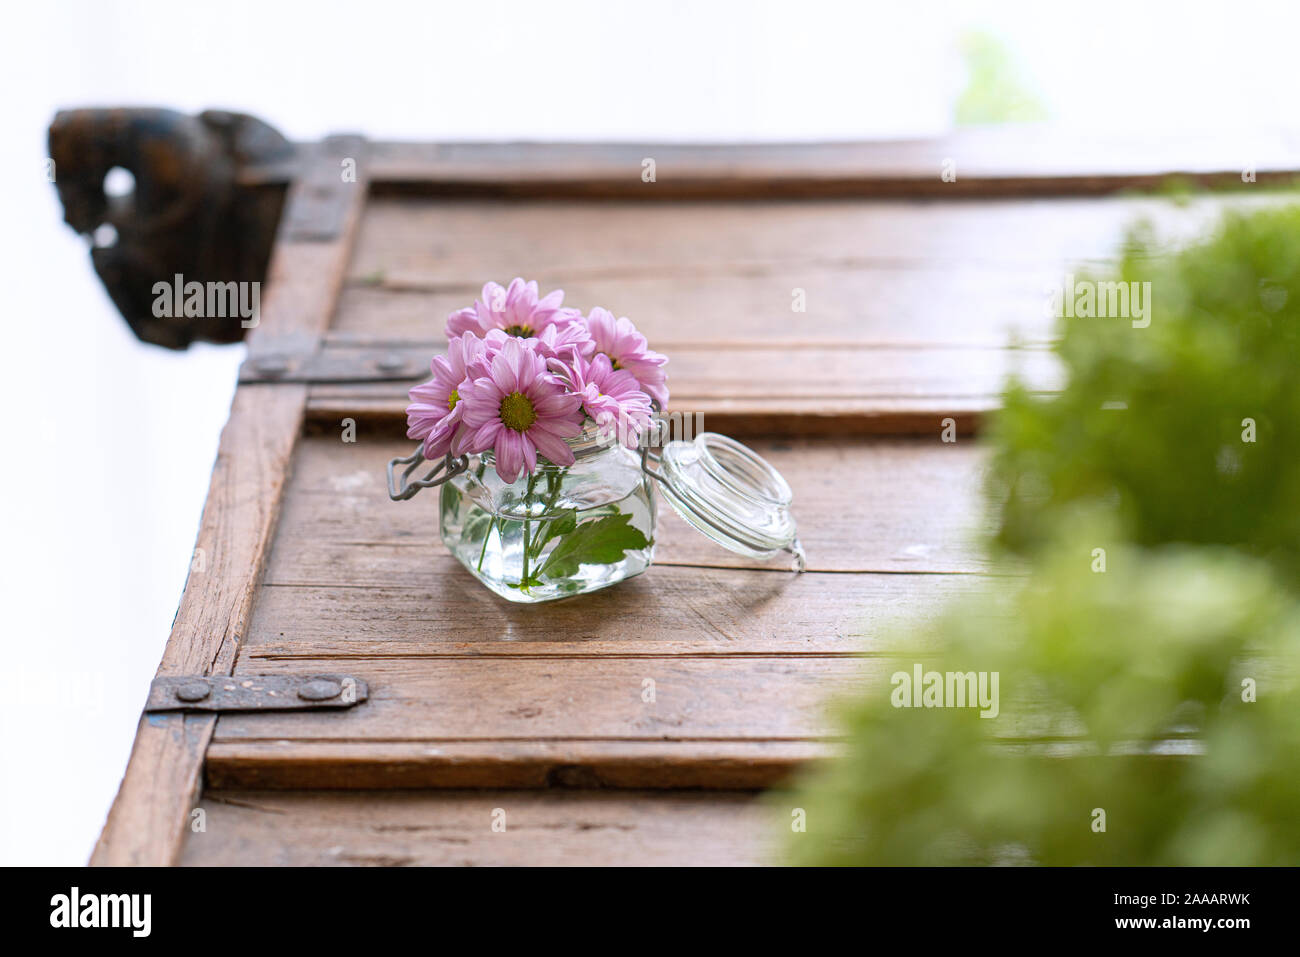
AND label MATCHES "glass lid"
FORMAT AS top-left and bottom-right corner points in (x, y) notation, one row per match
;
(646, 432), (804, 570)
